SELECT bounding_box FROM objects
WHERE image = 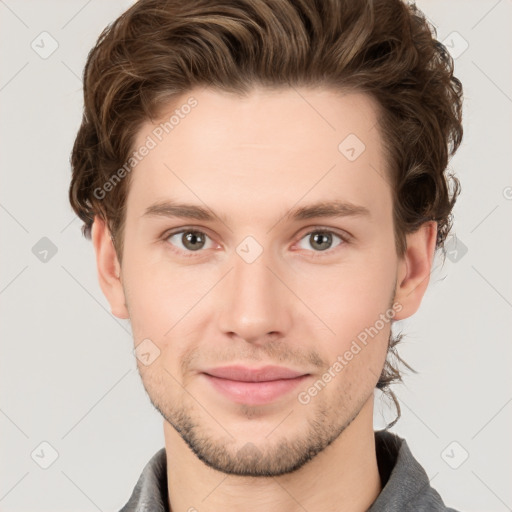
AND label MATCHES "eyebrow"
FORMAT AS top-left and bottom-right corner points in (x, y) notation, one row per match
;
(142, 199), (371, 223)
